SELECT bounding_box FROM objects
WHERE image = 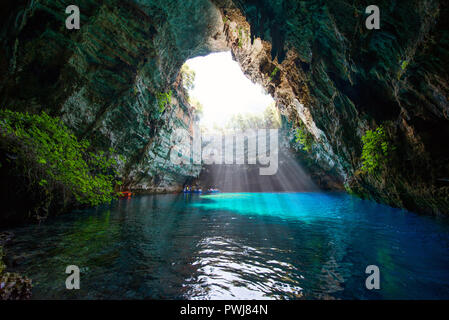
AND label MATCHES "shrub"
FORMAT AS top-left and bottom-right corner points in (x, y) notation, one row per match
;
(180, 64), (196, 92)
(0, 110), (120, 214)
(156, 90), (172, 113)
(360, 125), (395, 174)
(295, 127), (313, 152)
(268, 67), (279, 82)
(238, 27), (243, 48)
(401, 60), (409, 71)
